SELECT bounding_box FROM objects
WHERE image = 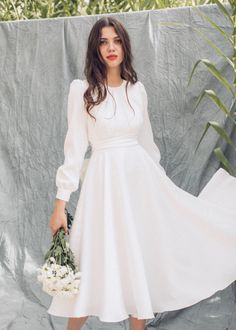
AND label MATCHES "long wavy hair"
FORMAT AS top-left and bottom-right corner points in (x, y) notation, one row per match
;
(83, 16), (138, 121)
